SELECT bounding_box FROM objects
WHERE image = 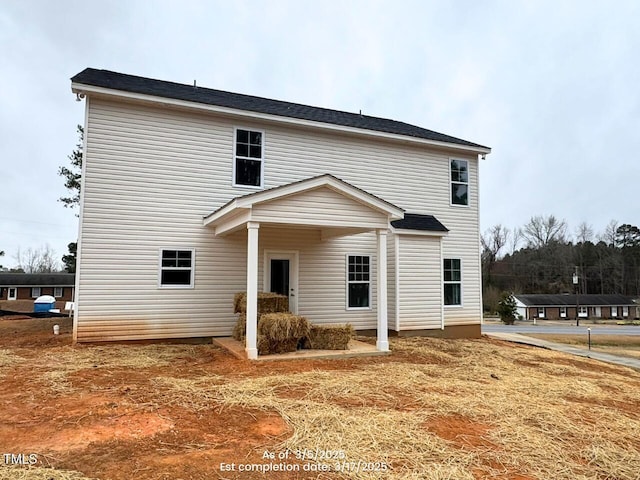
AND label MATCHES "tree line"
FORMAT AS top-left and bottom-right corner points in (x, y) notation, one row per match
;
(482, 215), (640, 312)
